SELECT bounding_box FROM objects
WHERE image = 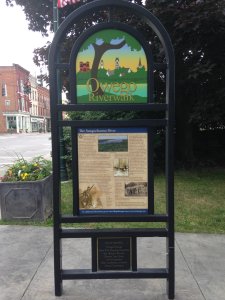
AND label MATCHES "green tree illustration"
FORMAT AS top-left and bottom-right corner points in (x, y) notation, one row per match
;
(79, 29), (142, 95)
